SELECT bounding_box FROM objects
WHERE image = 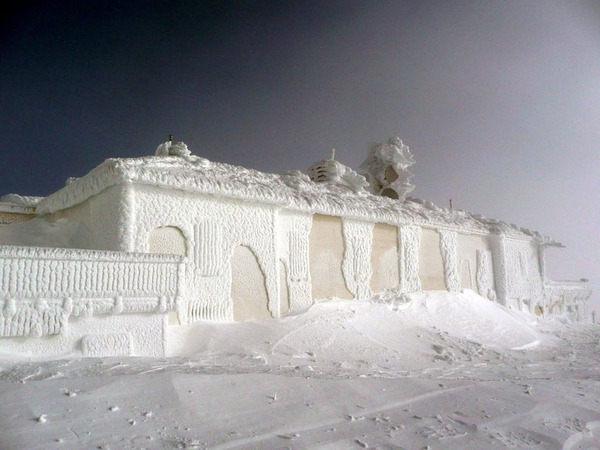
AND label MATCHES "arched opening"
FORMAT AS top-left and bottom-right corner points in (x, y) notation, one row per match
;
(380, 187), (399, 200)
(148, 226), (187, 256)
(230, 245), (270, 322)
(384, 165), (399, 182)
